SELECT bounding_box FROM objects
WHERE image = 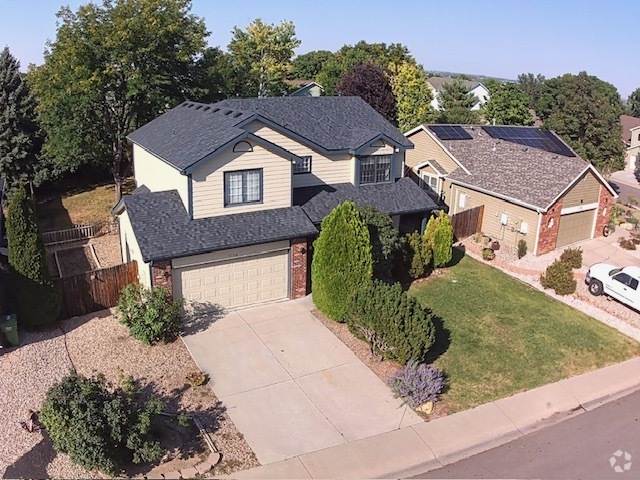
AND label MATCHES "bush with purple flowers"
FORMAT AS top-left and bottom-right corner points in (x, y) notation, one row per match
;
(388, 360), (445, 408)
